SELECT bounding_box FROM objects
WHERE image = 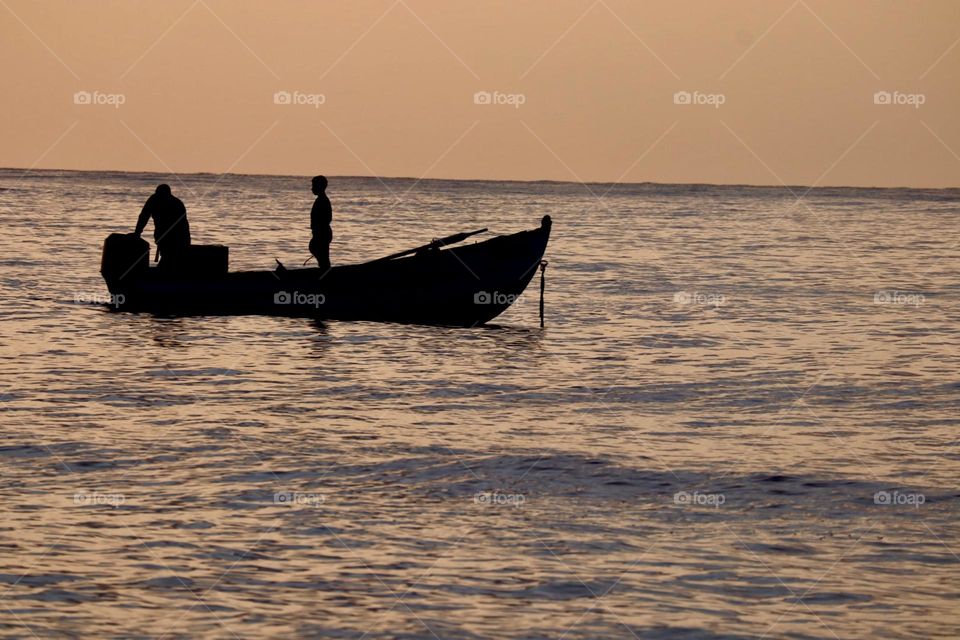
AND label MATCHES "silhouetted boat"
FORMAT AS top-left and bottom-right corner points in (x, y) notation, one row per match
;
(101, 216), (552, 326)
